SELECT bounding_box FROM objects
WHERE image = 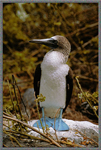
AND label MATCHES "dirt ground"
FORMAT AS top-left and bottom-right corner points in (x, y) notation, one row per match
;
(3, 132), (98, 148)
